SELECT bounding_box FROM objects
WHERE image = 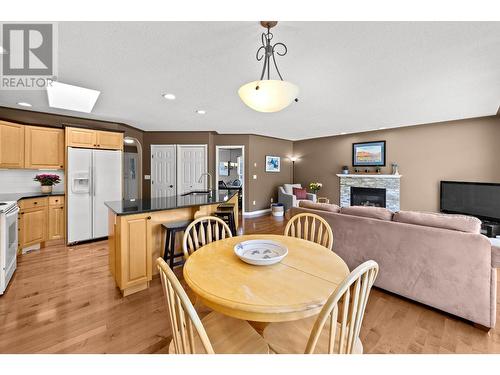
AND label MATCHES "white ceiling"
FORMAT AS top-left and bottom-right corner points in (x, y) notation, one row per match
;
(1, 21), (500, 140)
